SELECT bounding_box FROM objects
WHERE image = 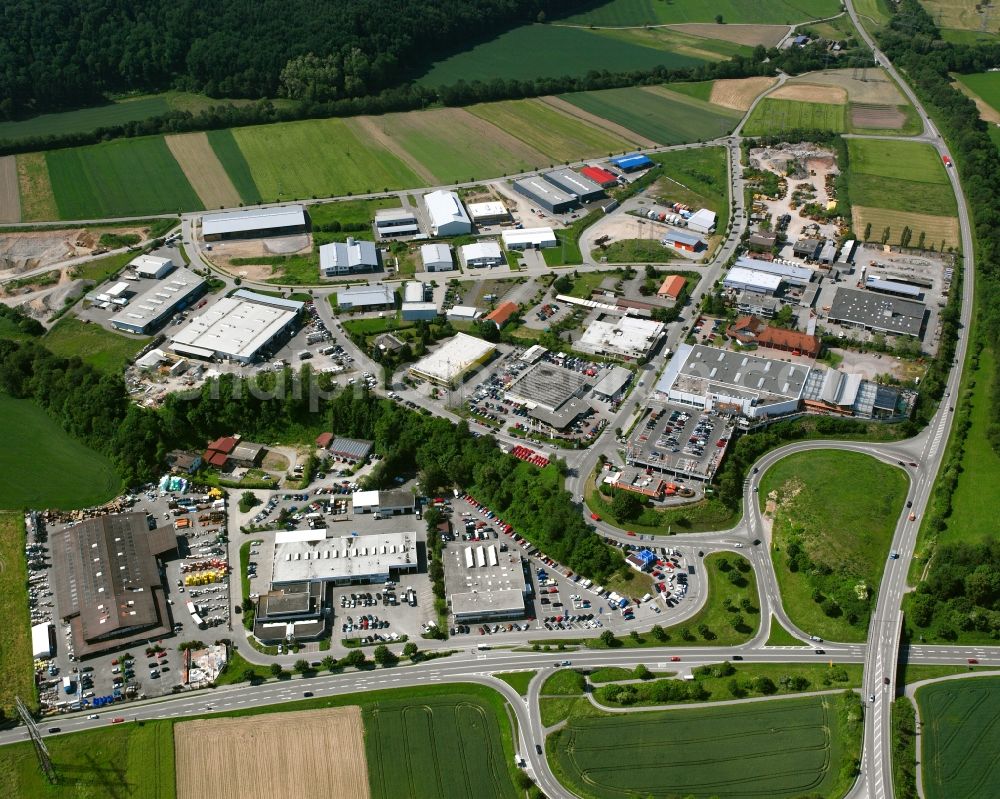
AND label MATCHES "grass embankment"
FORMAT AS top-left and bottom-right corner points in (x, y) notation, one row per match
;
(762, 450), (909, 642)
(0, 514), (38, 716)
(766, 617), (807, 646)
(0, 395), (121, 509)
(494, 671), (536, 696)
(892, 697), (919, 799)
(43, 316), (150, 373)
